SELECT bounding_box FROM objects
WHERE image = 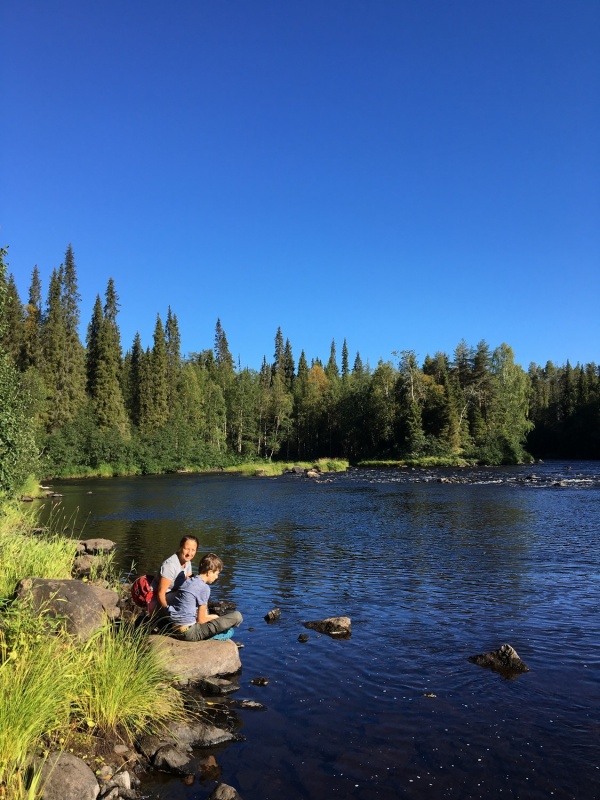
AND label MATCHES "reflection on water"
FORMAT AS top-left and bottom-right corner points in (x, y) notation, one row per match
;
(41, 462), (600, 799)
